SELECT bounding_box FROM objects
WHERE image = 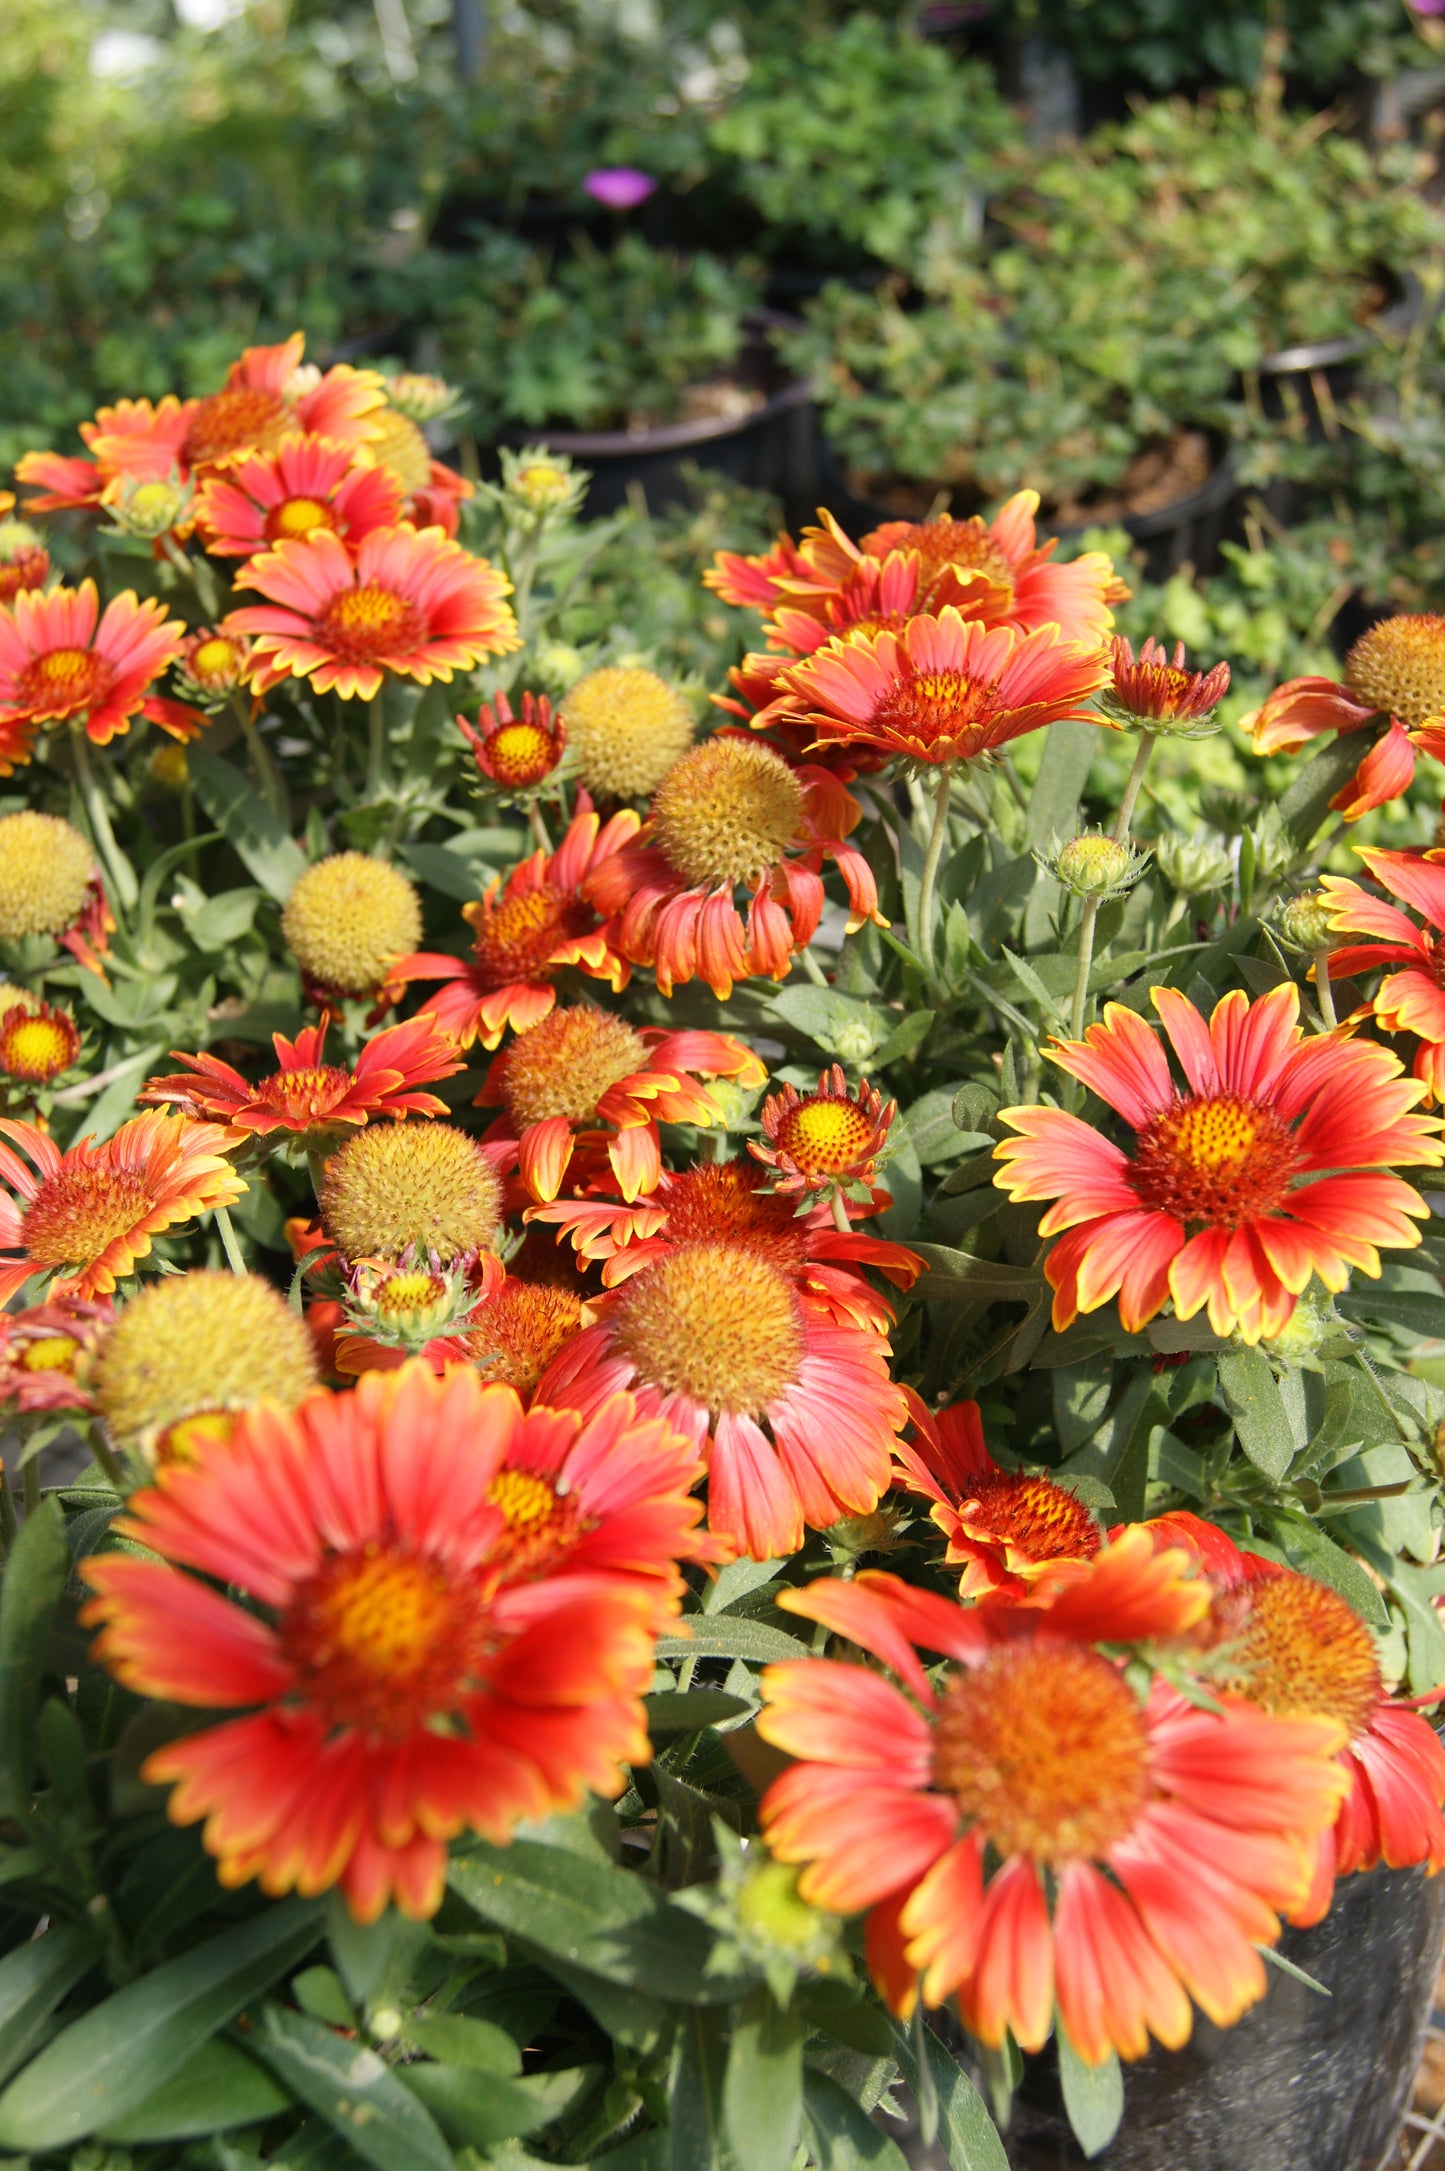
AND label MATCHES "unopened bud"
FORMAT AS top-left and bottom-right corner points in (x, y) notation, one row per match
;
(504, 446), (583, 518)
(1050, 830), (1142, 900)
(531, 640), (587, 691)
(149, 743), (190, 794)
(1155, 829), (1234, 895)
(385, 372), (463, 425)
(1275, 892), (1336, 953)
(107, 474), (192, 539)
(1250, 807), (1293, 886)
(736, 1861), (835, 1956)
